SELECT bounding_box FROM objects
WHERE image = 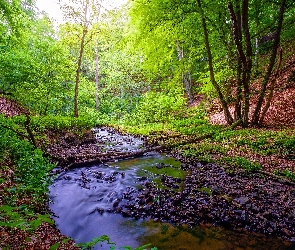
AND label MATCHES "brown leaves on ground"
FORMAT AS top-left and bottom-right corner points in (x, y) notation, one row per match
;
(208, 54), (295, 175)
(0, 223), (79, 250)
(0, 164), (79, 249)
(0, 97), (25, 117)
(226, 148), (295, 173)
(209, 53), (295, 128)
